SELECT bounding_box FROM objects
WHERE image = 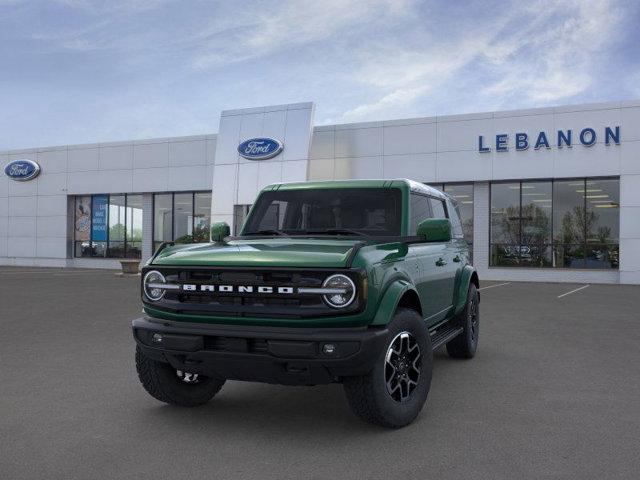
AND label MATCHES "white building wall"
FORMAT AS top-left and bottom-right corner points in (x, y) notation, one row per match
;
(0, 134), (215, 269)
(308, 100), (640, 284)
(472, 182), (490, 278)
(211, 103), (315, 231)
(2, 99), (638, 283)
